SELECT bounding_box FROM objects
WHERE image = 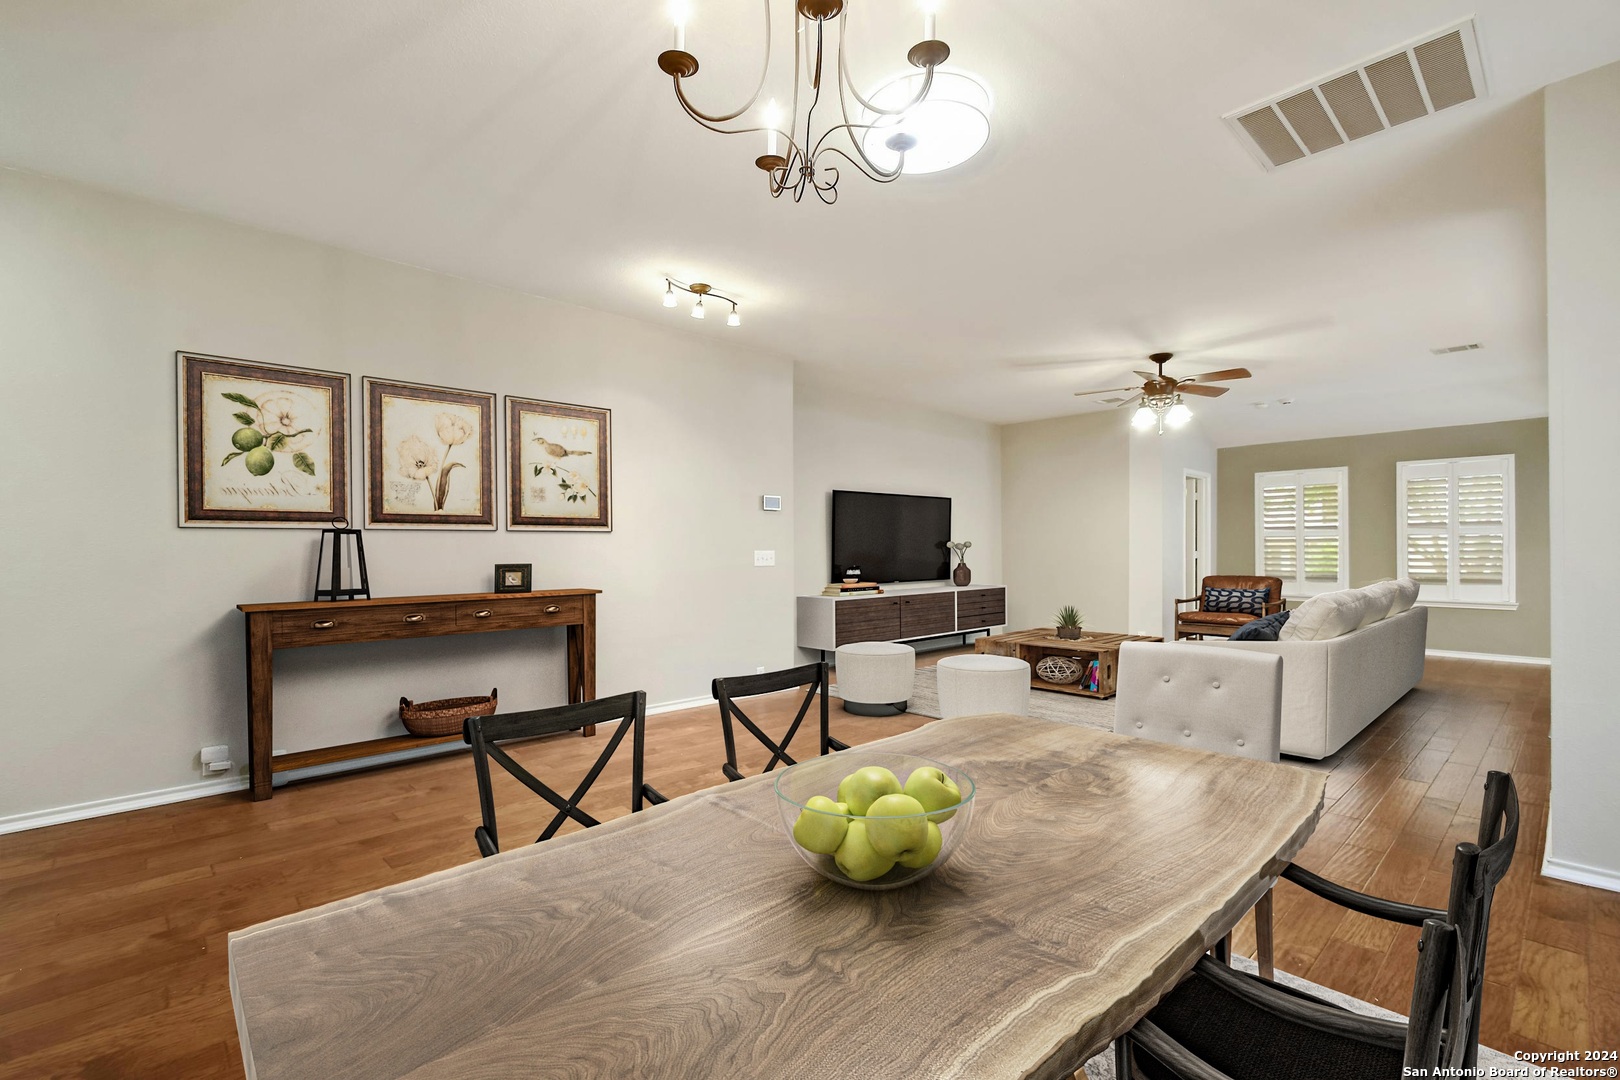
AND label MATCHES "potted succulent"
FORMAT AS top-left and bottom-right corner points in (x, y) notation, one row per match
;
(948, 540), (973, 586)
(1054, 605), (1085, 640)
